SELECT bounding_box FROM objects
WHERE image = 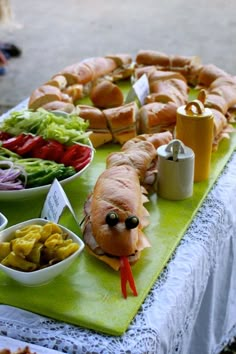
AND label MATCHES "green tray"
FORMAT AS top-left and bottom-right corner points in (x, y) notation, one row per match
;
(0, 131), (236, 335)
